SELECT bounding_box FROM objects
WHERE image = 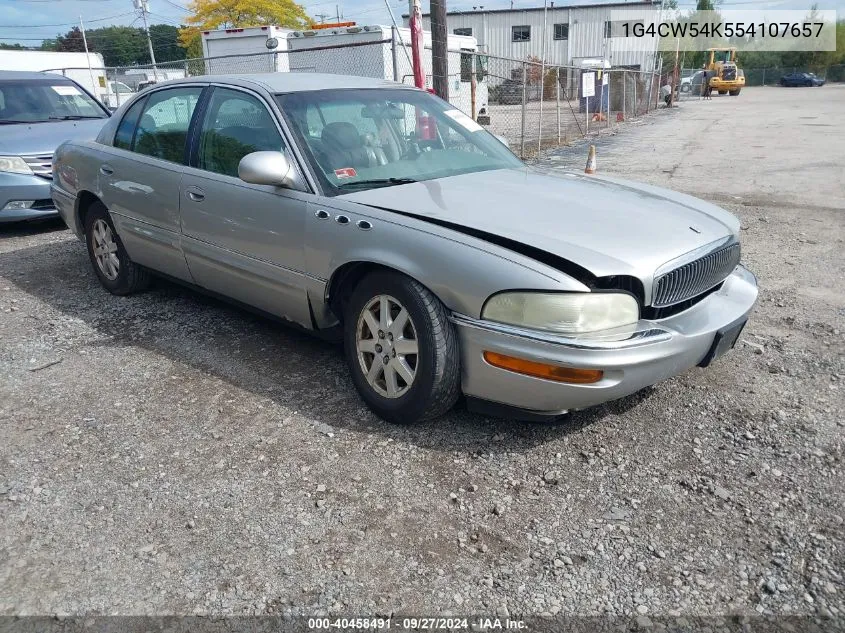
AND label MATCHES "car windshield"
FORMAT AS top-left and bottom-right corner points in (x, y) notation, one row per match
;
(0, 79), (107, 124)
(276, 88), (523, 195)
